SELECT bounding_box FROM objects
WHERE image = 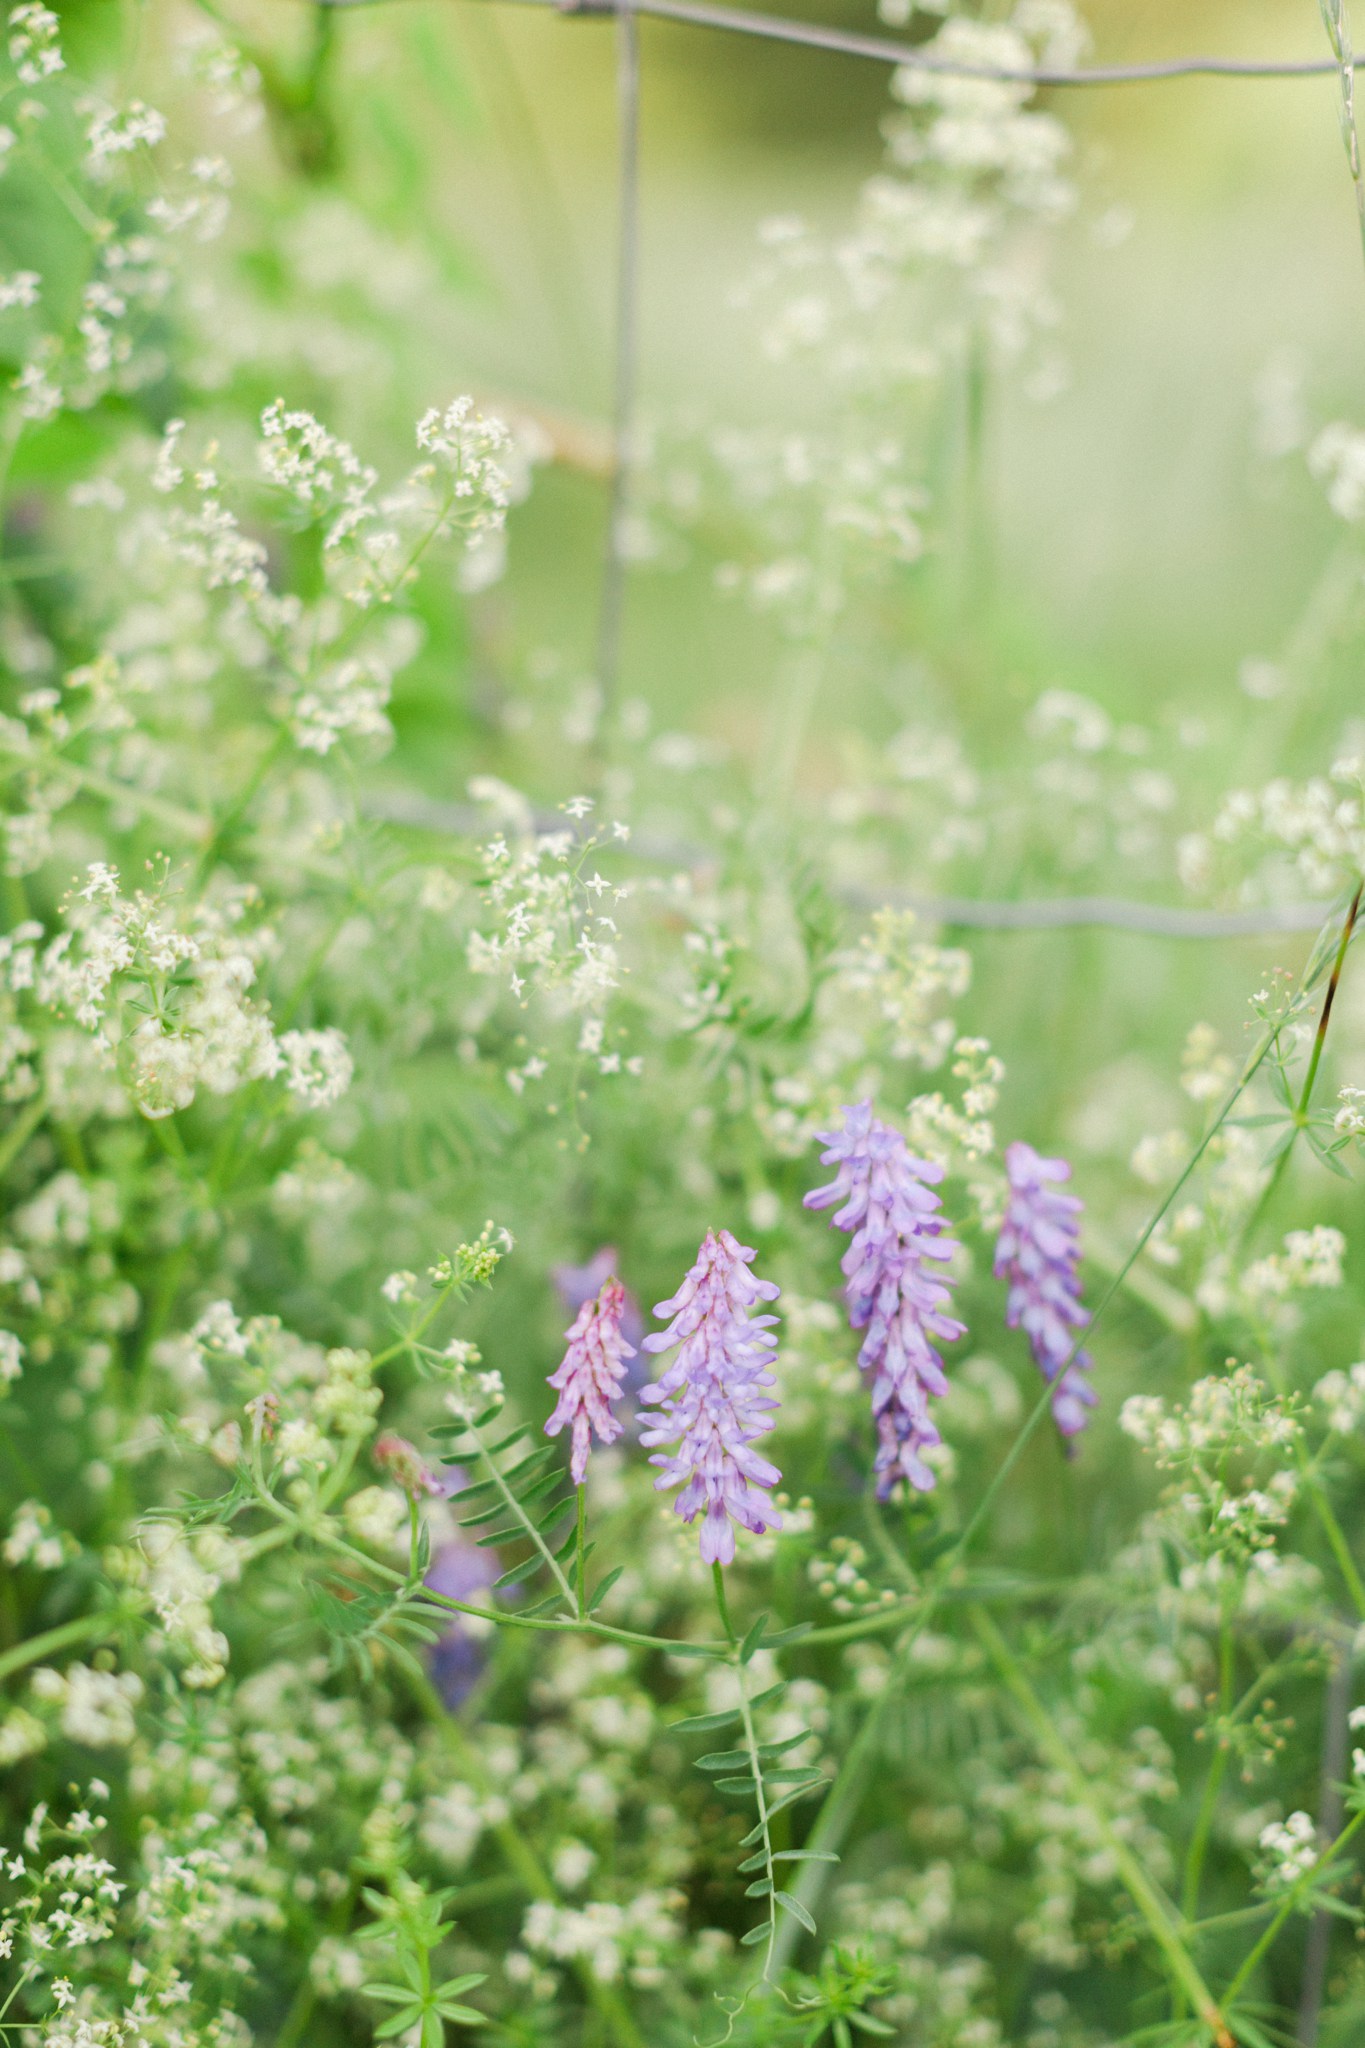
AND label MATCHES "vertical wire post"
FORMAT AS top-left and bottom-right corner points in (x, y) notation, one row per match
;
(594, 0), (641, 740)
